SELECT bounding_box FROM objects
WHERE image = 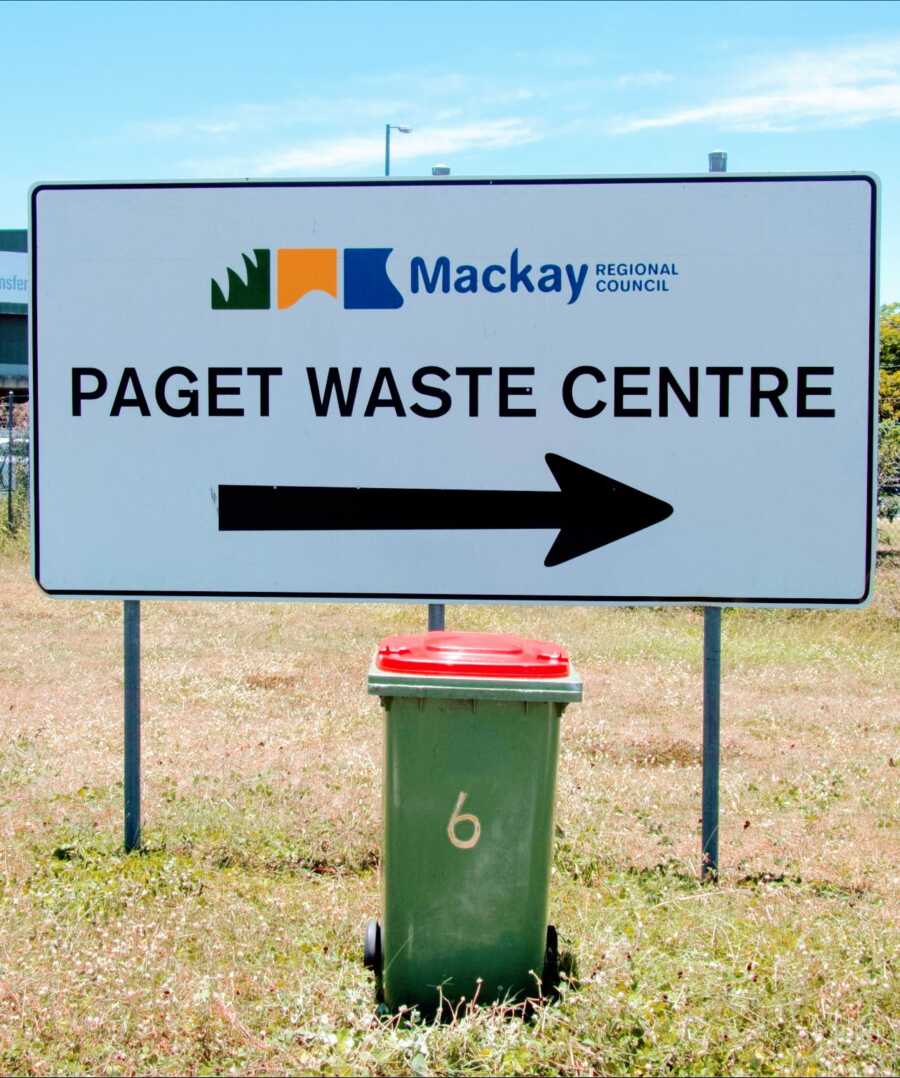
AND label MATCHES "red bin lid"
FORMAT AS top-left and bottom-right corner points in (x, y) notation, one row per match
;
(375, 631), (570, 679)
